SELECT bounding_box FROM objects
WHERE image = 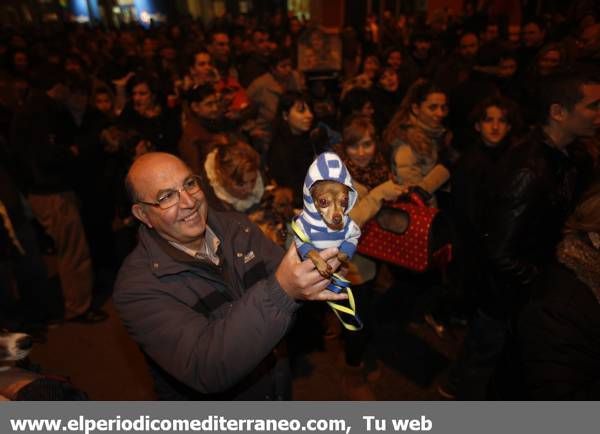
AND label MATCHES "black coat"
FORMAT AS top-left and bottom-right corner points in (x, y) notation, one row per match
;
(517, 263), (600, 399)
(267, 123), (327, 209)
(481, 128), (579, 318)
